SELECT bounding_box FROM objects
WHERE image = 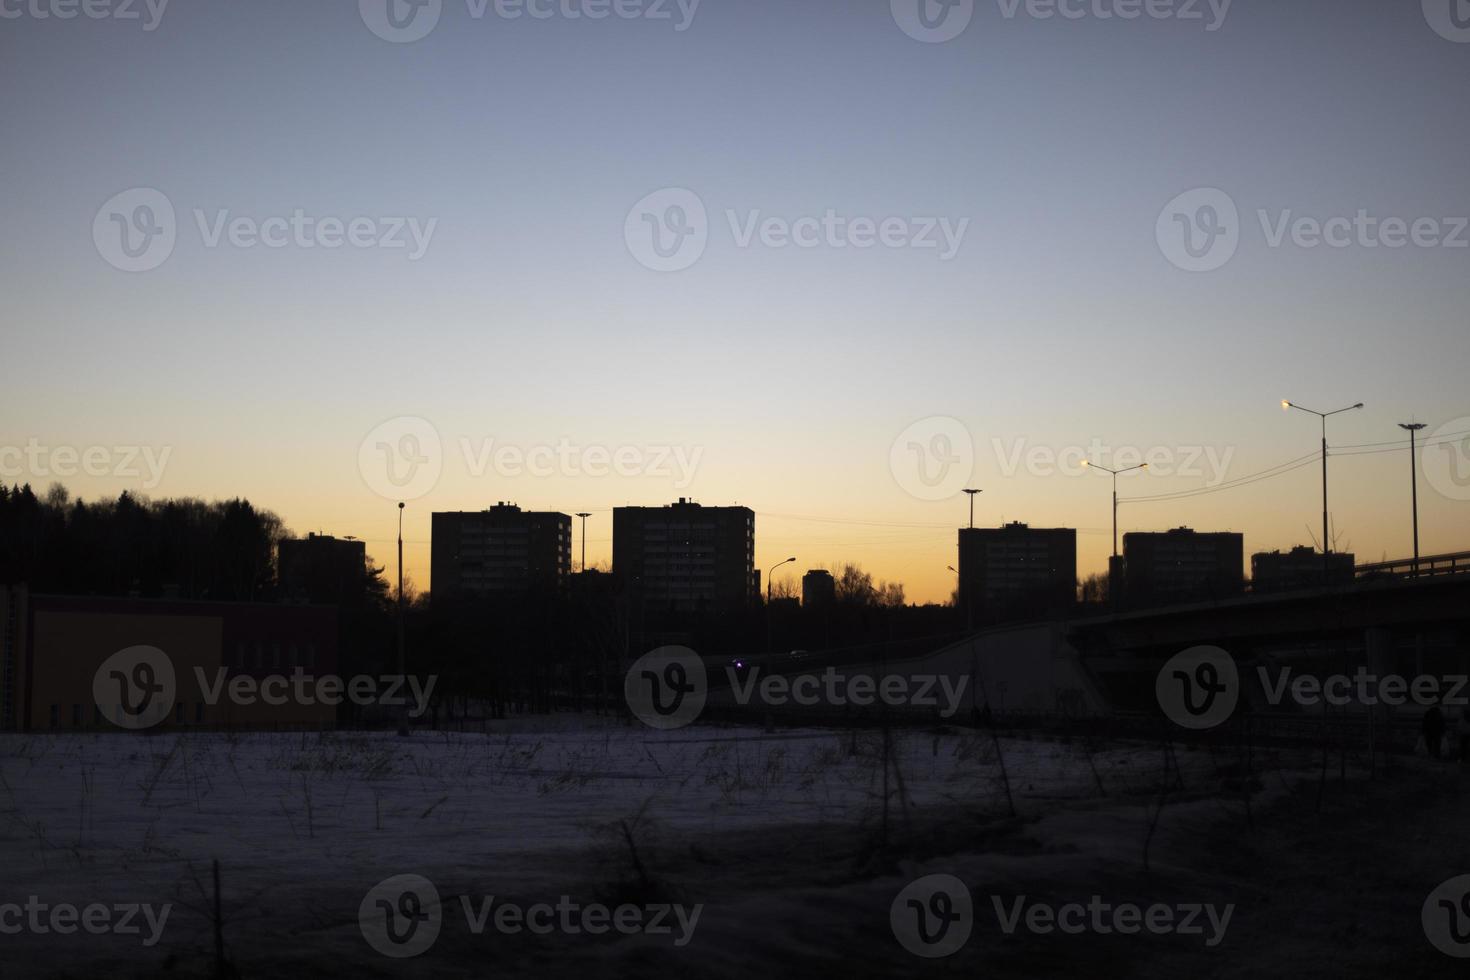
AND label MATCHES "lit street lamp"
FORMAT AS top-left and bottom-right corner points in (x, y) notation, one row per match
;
(1283, 399), (1364, 580)
(1398, 422), (1427, 576)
